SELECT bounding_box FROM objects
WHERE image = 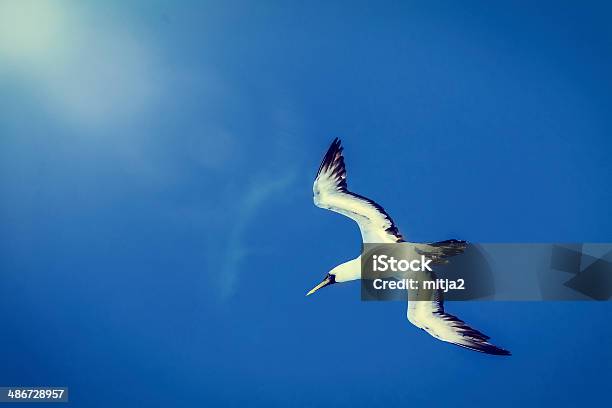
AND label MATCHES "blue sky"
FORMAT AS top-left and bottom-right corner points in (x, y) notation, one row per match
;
(0, 1), (611, 406)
